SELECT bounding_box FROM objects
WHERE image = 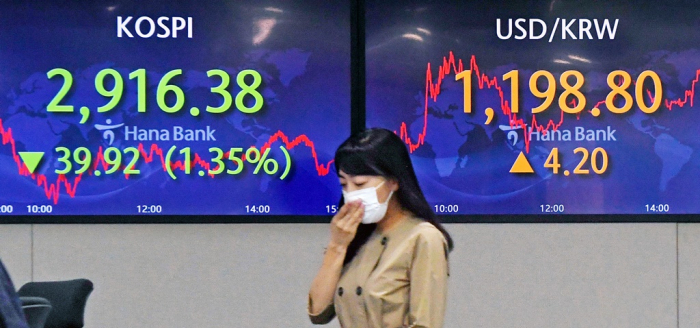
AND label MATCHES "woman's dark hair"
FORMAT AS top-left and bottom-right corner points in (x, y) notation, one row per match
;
(334, 128), (454, 265)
